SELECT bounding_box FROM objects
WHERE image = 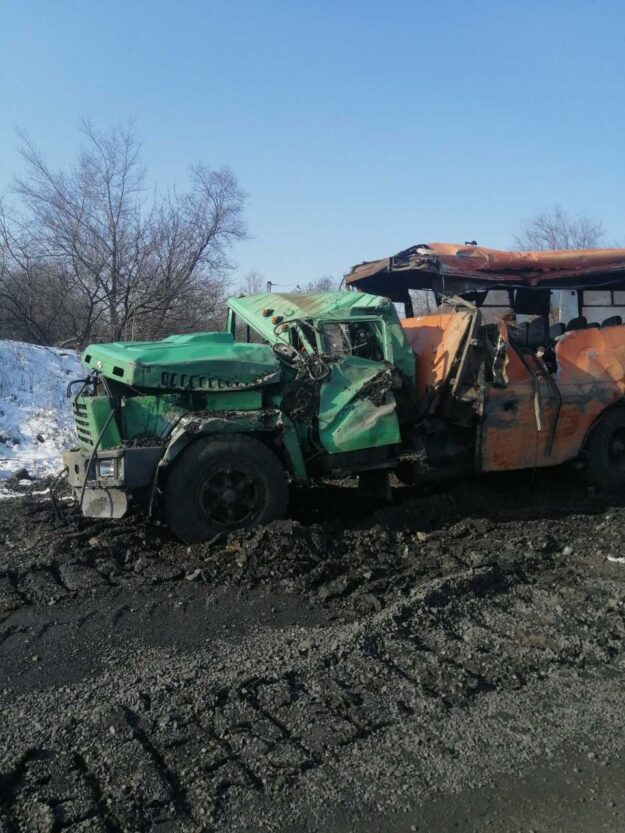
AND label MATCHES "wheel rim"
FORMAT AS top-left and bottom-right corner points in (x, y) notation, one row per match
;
(607, 427), (625, 471)
(197, 465), (263, 529)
